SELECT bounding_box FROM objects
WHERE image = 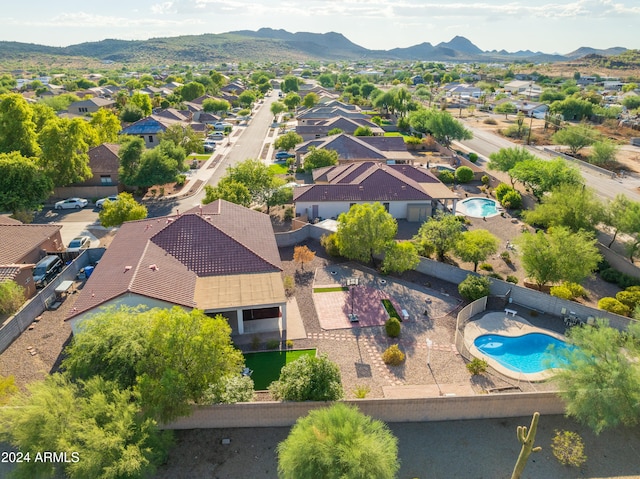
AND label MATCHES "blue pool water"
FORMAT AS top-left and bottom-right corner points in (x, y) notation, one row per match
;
(460, 198), (499, 218)
(474, 333), (572, 374)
